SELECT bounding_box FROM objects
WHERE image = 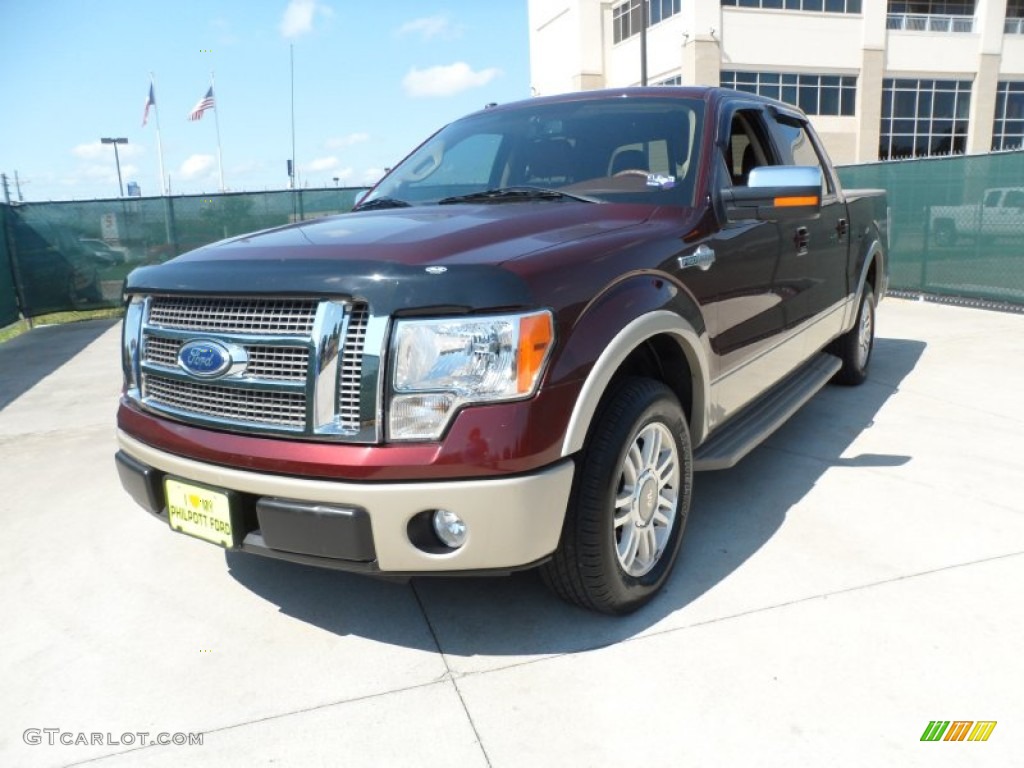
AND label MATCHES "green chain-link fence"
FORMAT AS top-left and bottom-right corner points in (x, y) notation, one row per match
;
(0, 204), (19, 327)
(3, 152), (1023, 324)
(837, 149), (1024, 306)
(1, 187), (367, 320)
